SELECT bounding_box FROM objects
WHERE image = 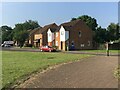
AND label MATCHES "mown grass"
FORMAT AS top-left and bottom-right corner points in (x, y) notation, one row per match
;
(2, 51), (91, 88)
(79, 50), (119, 53)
